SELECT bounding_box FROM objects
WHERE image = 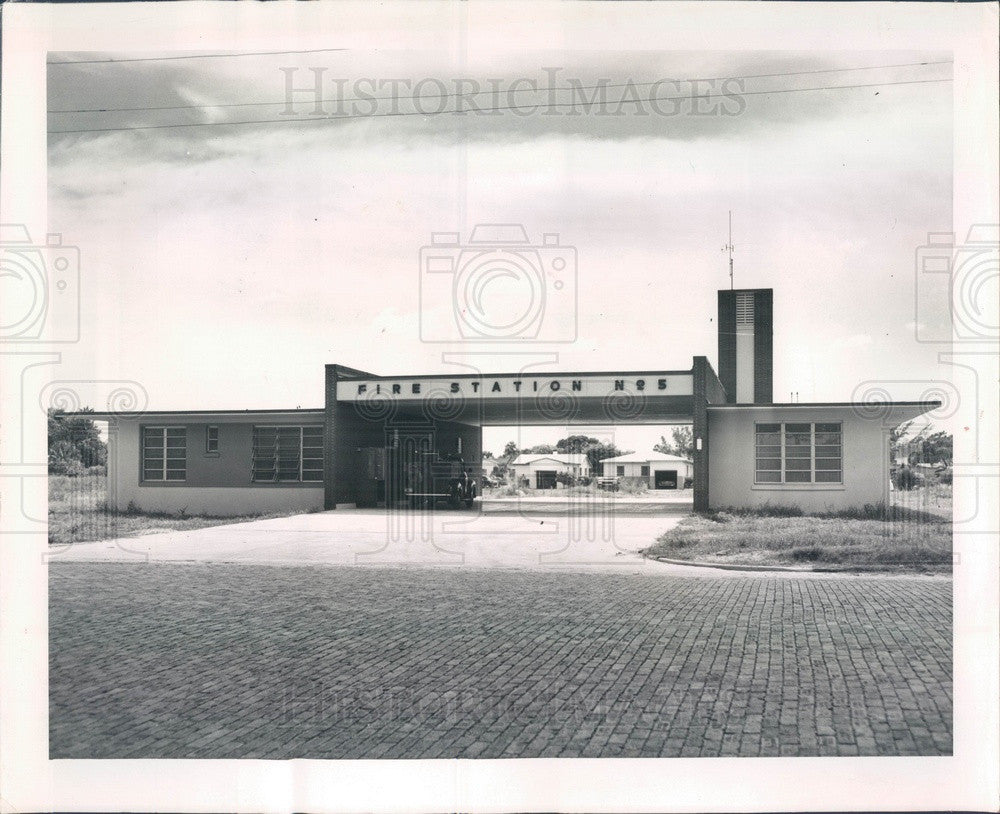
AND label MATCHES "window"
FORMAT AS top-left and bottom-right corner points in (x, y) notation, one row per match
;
(251, 426), (323, 483)
(206, 425), (219, 453)
(142, 426), (186, 481)
(755, 422), (841, 484)
(640, 465), (650, 476)
(616, 465), (625, 477)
